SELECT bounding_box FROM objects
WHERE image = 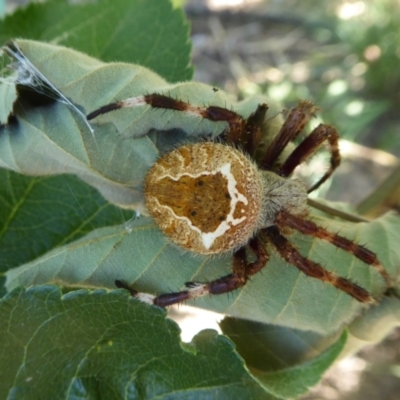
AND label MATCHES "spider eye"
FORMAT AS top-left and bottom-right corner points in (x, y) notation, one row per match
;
(144, 142), (264, 254)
